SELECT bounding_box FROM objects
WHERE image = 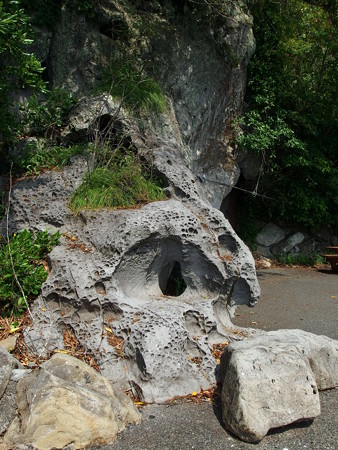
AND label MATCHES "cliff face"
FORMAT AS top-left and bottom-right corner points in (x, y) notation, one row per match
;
(5, 1), (259, 402)
(33, 0), (254, 207)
